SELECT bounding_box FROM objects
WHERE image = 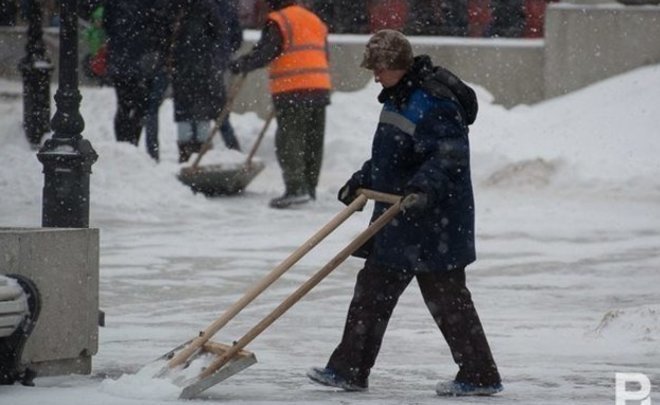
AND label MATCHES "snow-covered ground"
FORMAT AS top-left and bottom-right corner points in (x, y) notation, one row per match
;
(1, 62), (659, 404)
